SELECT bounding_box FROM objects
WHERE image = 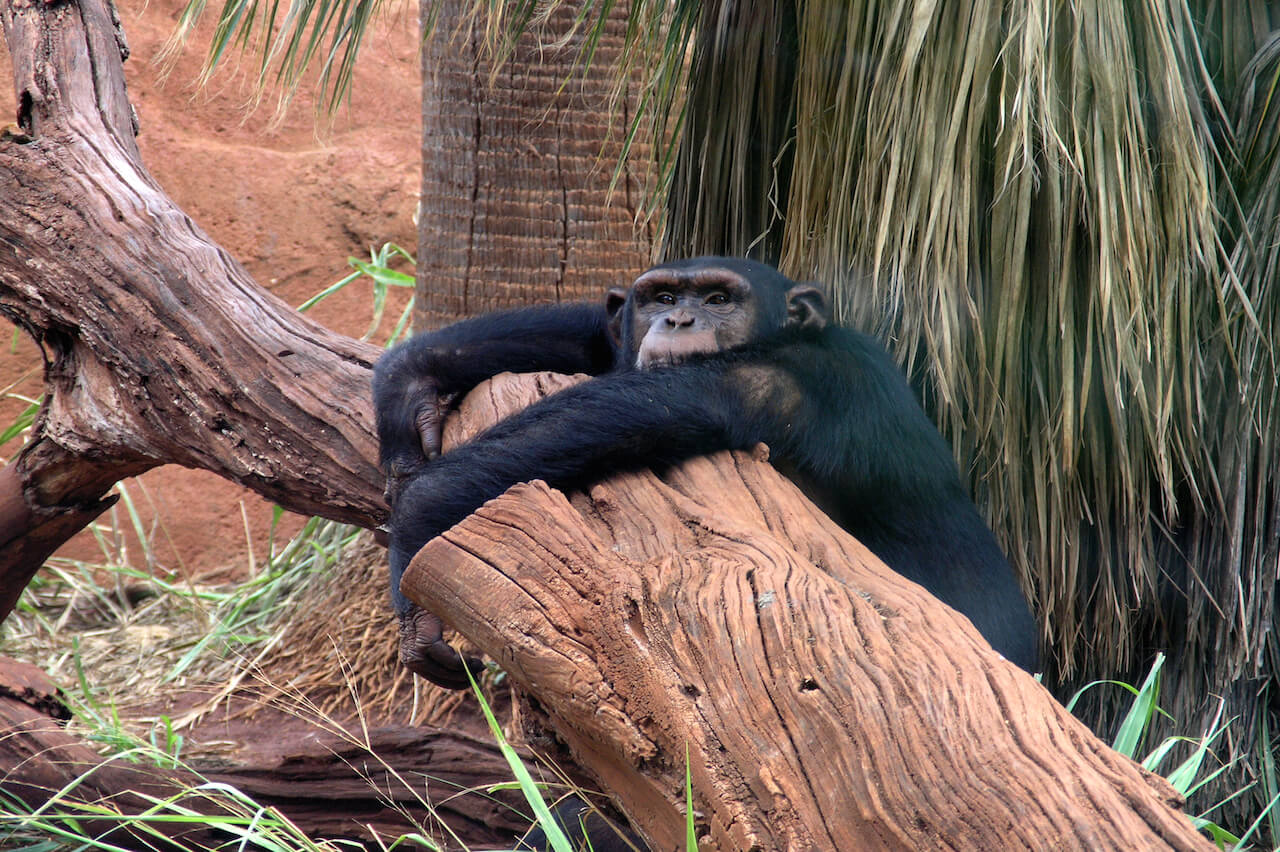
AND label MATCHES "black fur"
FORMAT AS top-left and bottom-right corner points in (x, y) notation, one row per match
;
(374, 256), (1038, 688)
(516, 796), (644, 852)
